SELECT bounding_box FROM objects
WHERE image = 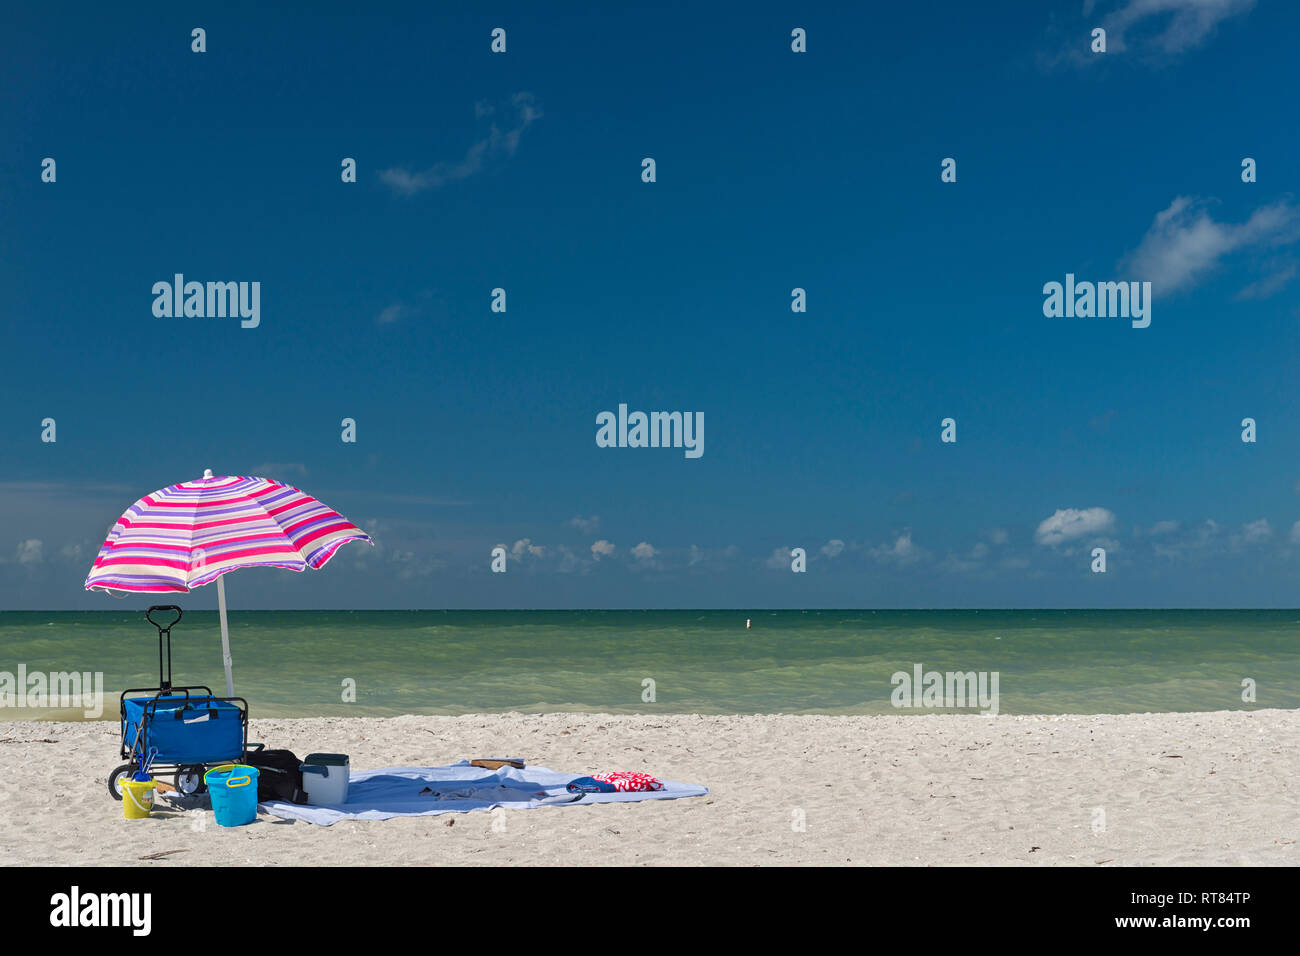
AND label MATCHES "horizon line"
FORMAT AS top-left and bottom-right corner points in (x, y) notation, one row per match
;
(6, 607), (1300, 614)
